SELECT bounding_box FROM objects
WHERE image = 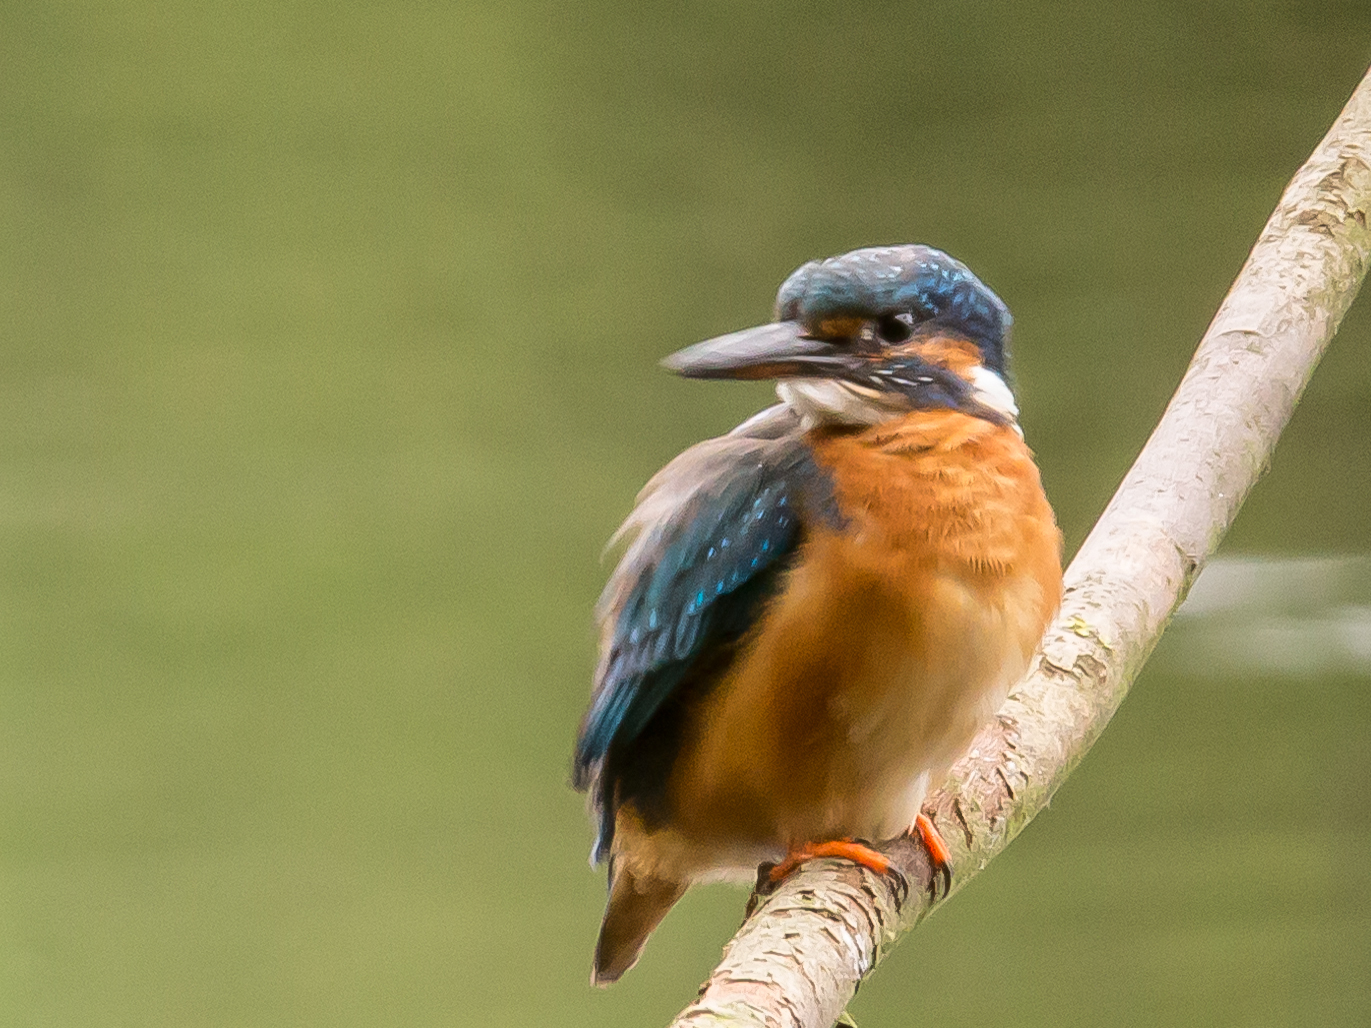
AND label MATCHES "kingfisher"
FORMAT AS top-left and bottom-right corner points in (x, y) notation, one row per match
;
(573, 244), (1062, 985)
